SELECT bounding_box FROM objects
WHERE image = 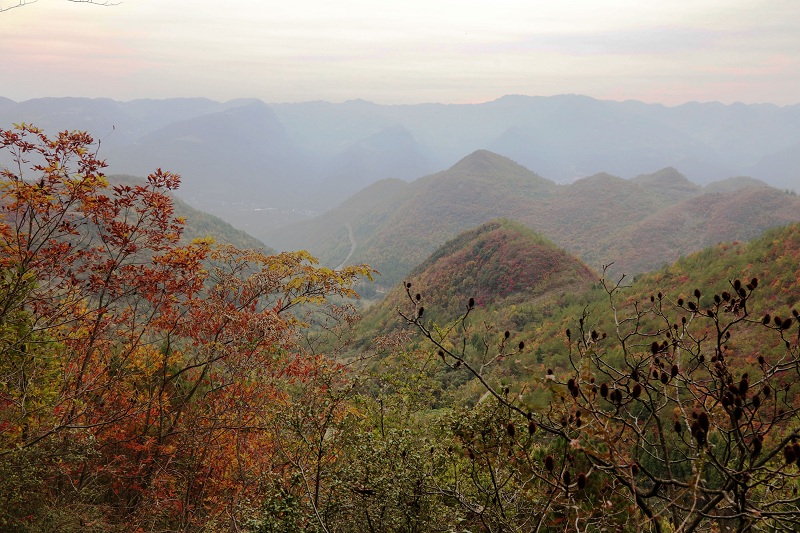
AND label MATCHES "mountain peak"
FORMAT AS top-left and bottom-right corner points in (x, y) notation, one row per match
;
(632, 167), (699, 194)
(394, 218), (596, 315)
(449, 150), (536, 175)
(633, 167), (694, 186)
